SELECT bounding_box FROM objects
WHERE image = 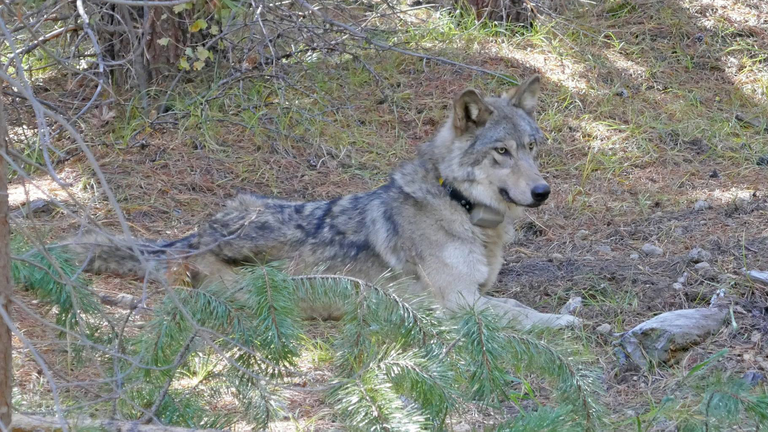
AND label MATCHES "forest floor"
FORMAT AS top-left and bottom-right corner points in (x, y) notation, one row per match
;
(7, 0), (768, 430)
